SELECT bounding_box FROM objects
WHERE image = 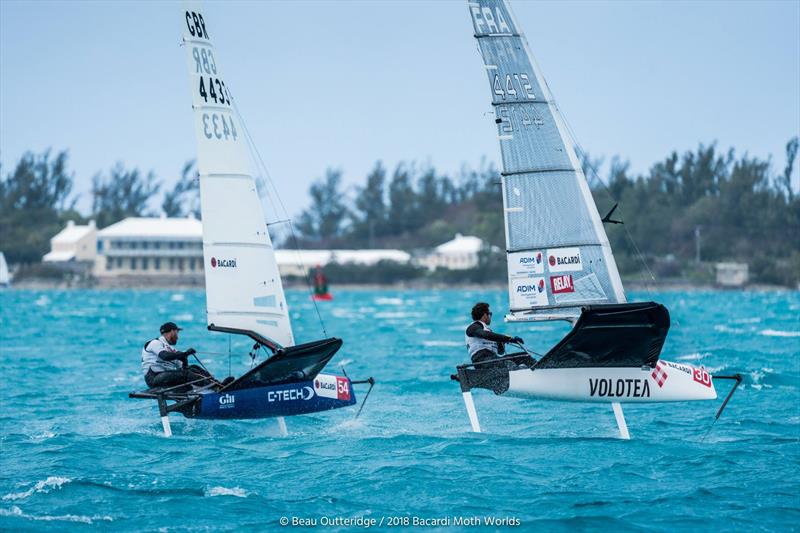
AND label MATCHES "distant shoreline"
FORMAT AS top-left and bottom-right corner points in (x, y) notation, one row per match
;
(4, 278), (794, 292)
